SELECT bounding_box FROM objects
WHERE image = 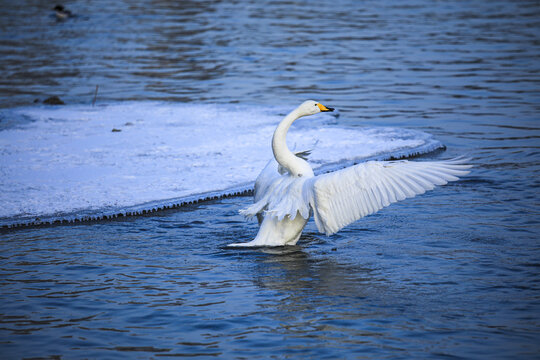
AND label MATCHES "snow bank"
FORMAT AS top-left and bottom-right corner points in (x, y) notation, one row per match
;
(0, 102), (442, 226)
